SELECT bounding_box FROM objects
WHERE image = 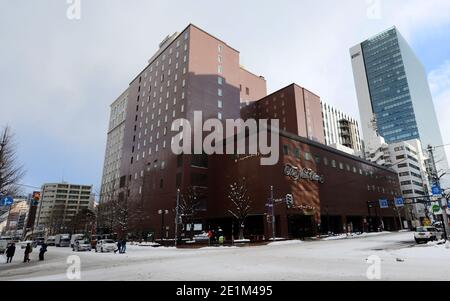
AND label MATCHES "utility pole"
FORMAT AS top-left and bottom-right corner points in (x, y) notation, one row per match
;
(174, 189), (180, 248)
(270, 185), (275, 241)
(428, 145), (449, 240)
